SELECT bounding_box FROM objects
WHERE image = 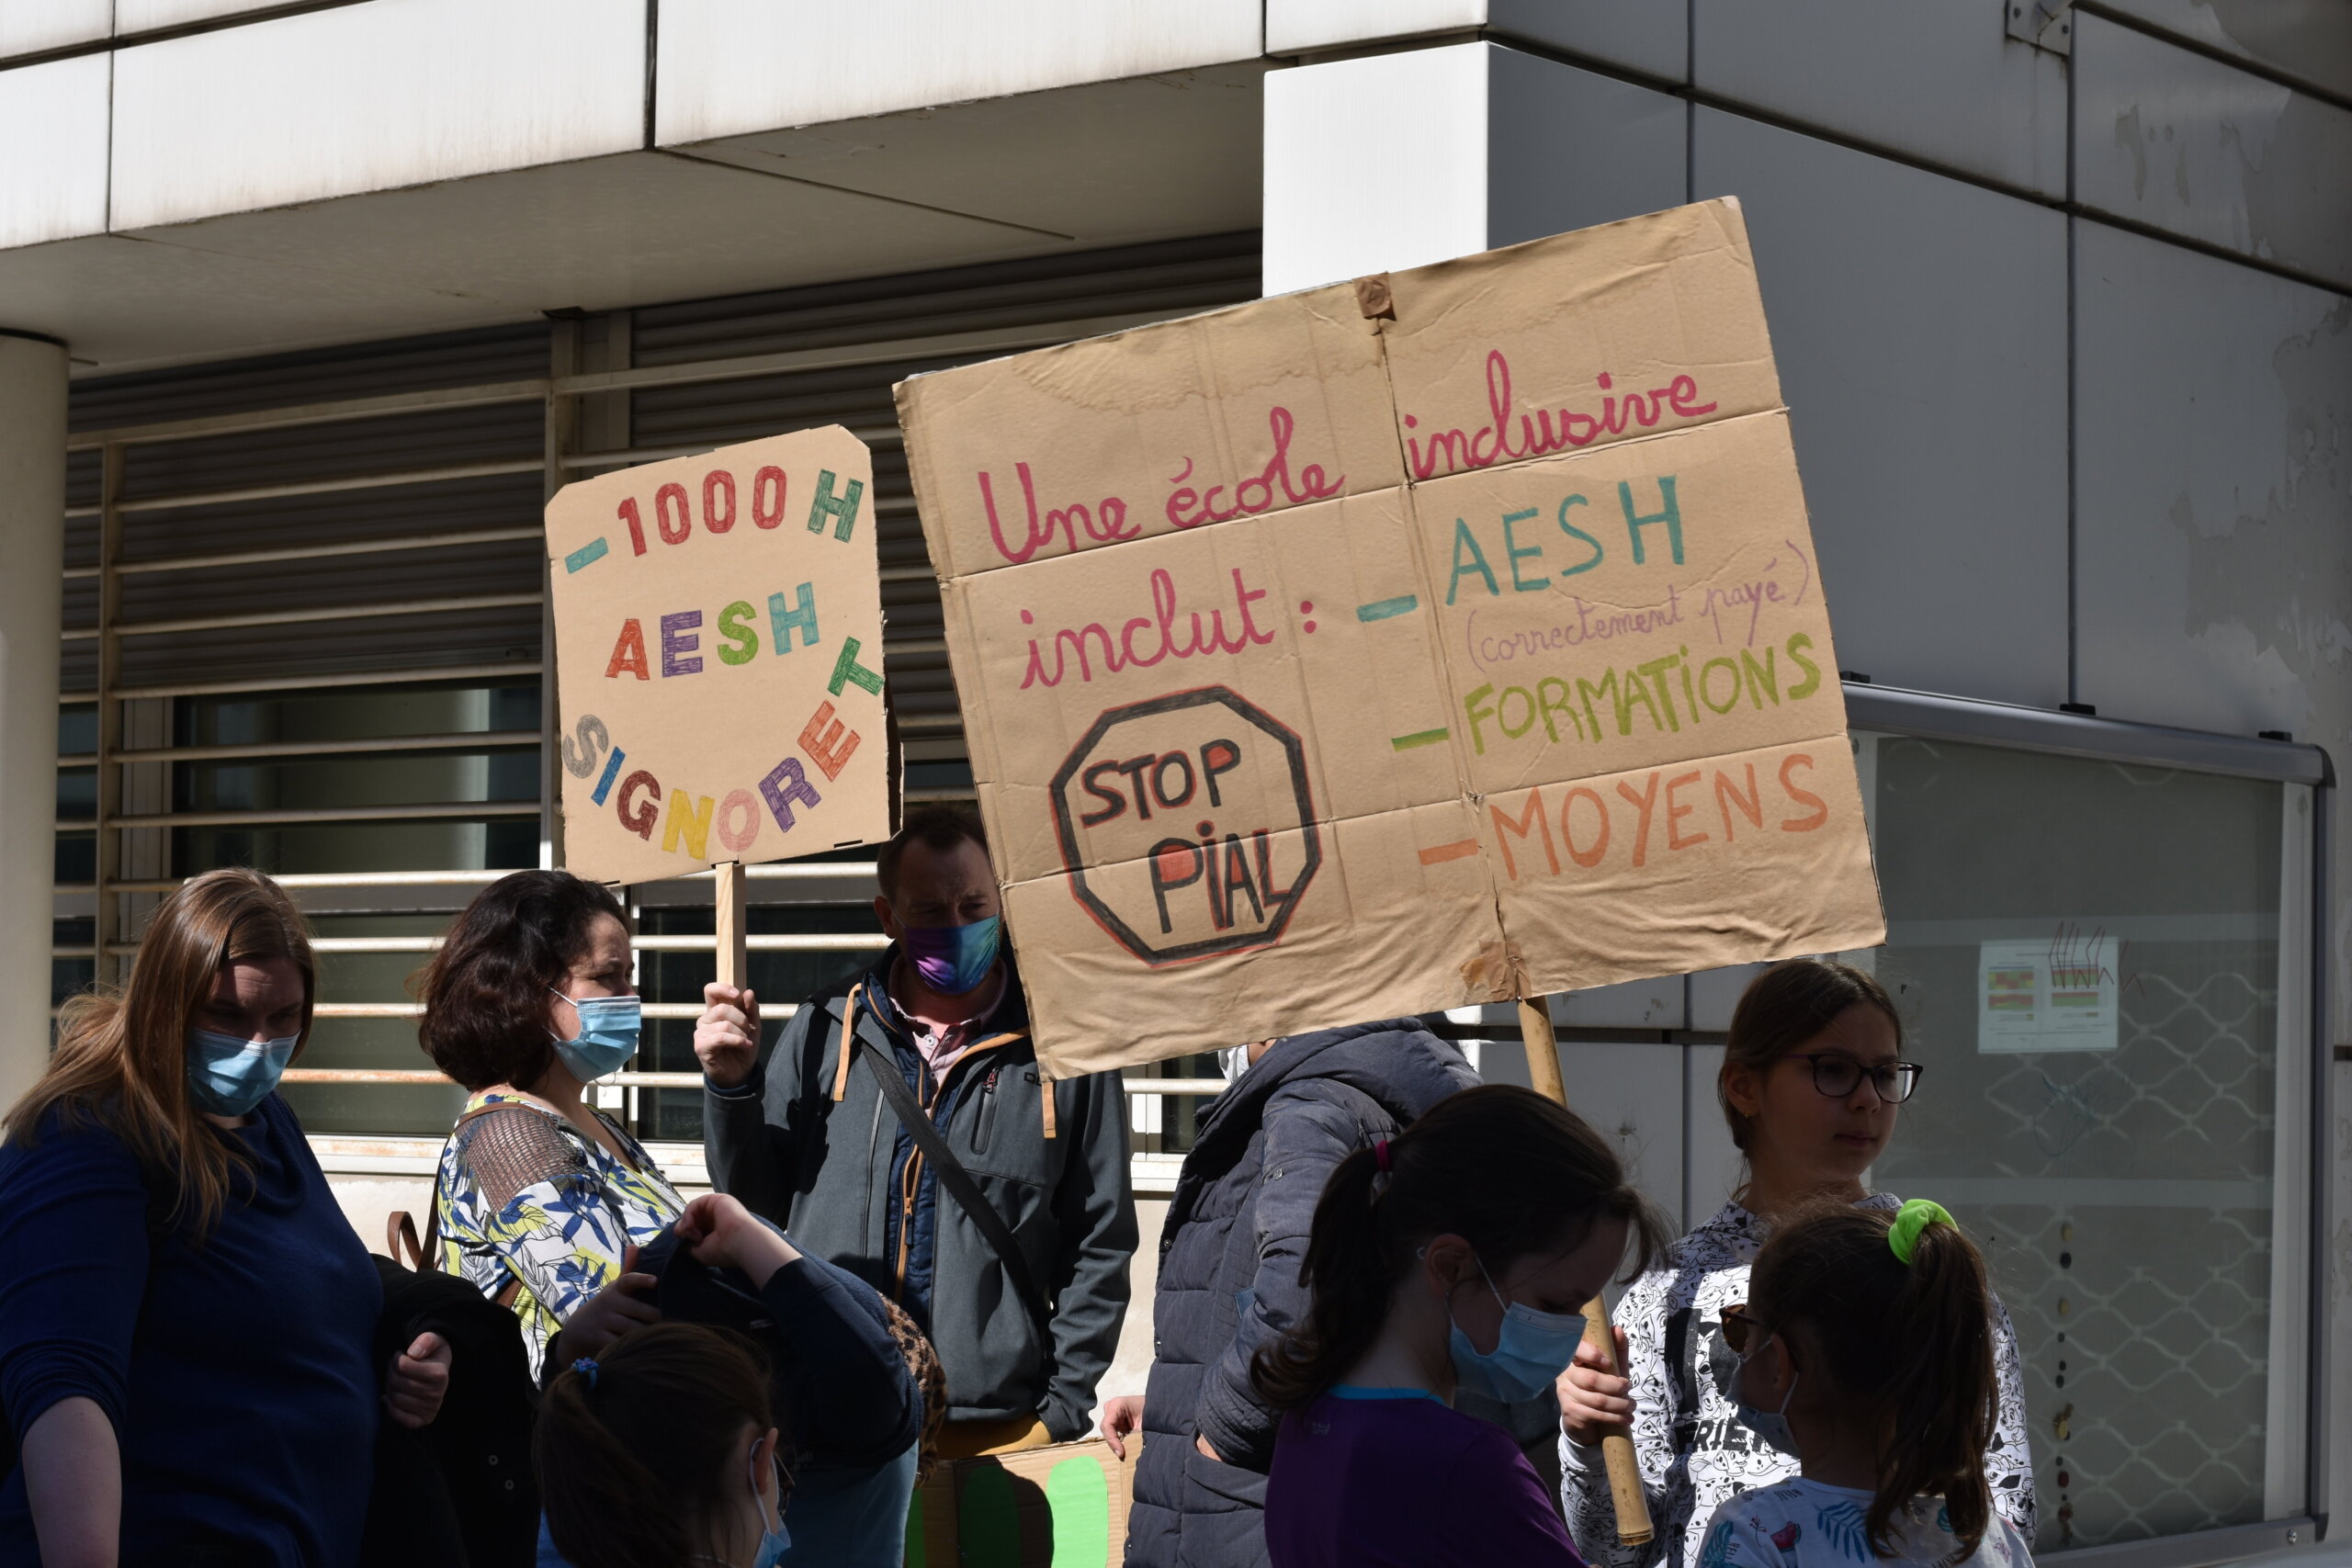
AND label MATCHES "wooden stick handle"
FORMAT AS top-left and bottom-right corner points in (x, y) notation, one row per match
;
(715, 861), (749, 993)
(1517, 998), (1657, 1549)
